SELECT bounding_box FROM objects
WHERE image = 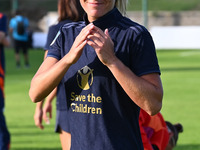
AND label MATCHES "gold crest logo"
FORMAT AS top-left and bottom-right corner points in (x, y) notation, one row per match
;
(77, 66), (94, 90)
